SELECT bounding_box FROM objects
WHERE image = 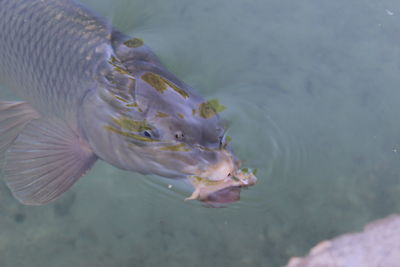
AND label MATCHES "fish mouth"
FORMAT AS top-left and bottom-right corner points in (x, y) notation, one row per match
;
(183, 149), (257, 206)
(185, 170), (257, 207)
(201, 186), (241, 207)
